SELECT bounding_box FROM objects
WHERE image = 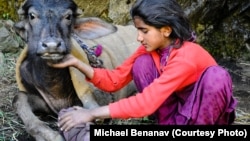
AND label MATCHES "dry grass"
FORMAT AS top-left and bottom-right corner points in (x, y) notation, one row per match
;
(0, 51), (26, 141)
(235, 109), (250, 125)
